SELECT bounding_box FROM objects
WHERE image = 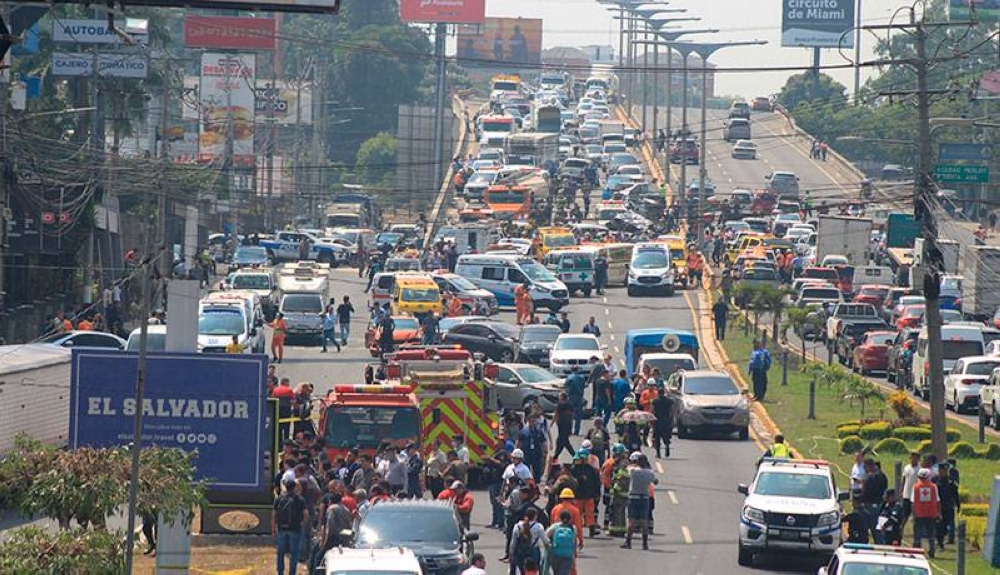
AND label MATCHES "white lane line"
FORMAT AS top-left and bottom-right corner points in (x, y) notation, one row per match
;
(607, 321), (614, 329)
(655, 461), (665, 474)
(603, 296), (608, 303)
(604, 308), (610, 315)
(668, 490), (679, 505)
(614, 346), (621, 353)
(610, 334), (616, 341)
(681, 525), (694, 544)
